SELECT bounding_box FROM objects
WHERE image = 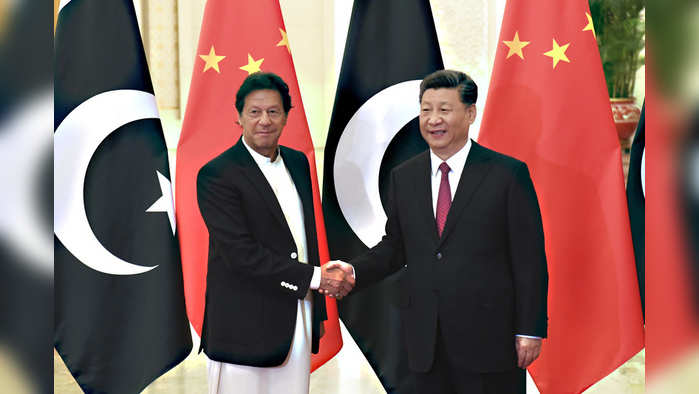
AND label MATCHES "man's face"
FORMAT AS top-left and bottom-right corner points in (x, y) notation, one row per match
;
(419, 88), (476, 160)
(238, 89), (287, 158)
